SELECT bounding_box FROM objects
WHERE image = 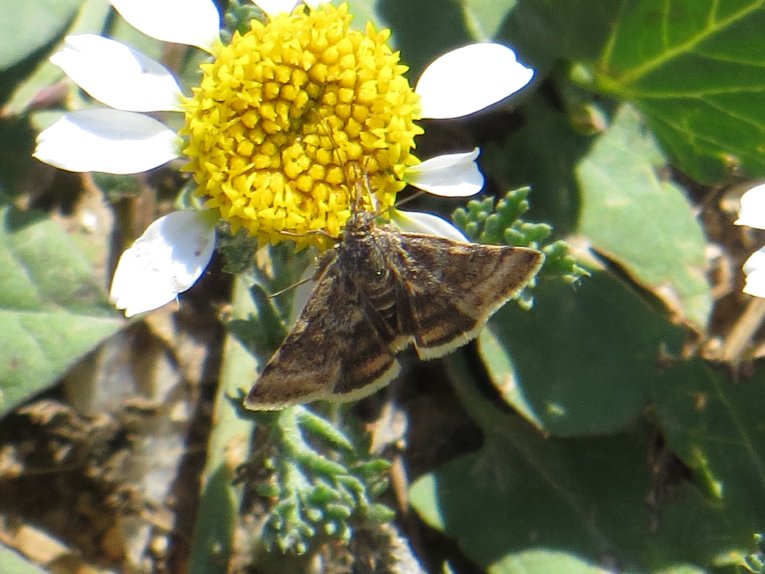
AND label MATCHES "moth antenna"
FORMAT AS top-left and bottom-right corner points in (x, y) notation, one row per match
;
(356, 165), (402, 222)
(346, 161), (375, 215)
(316, 119), (378, 217)
(269, 275), (314, 298)
(391, 189), (424, 209)
(360, 160), (378, 211)
(278, 228), (336, 240)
